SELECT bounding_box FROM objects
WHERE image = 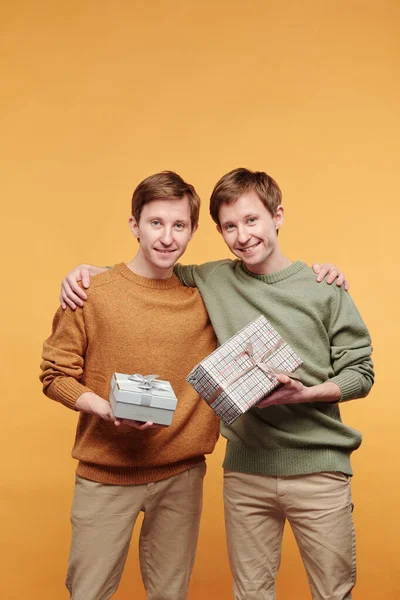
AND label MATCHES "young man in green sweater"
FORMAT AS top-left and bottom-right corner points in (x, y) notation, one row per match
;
(60, 169), (359, 600)
(174, 169), (373, 600)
